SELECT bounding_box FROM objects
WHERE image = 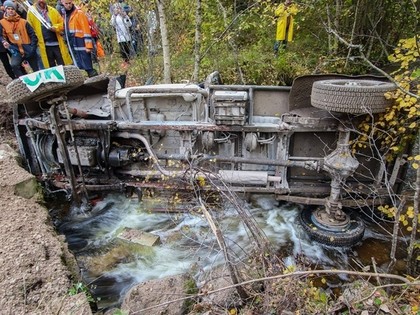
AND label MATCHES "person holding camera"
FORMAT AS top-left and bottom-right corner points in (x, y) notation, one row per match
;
(111, 5), (132, 66)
